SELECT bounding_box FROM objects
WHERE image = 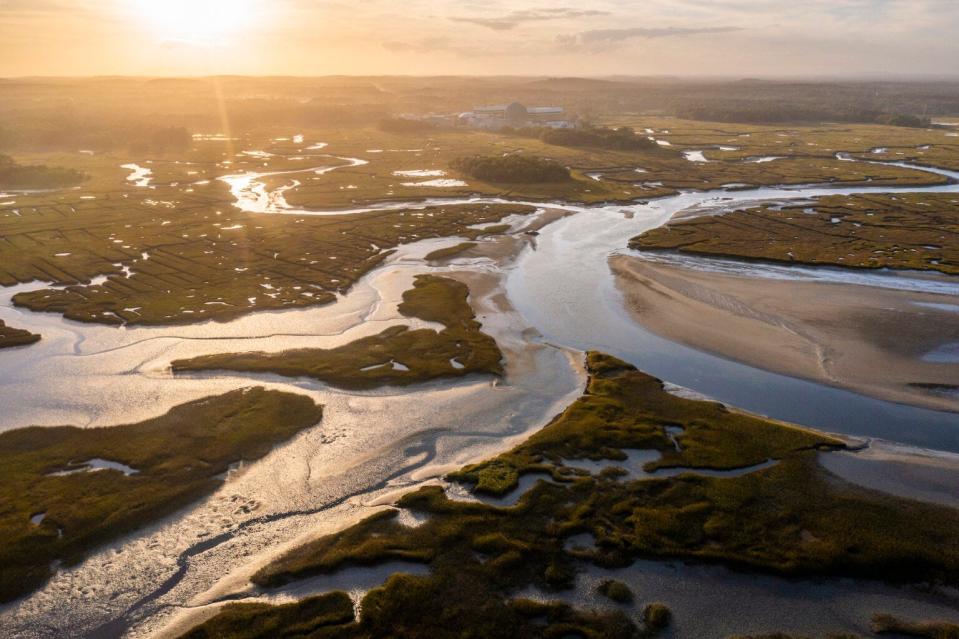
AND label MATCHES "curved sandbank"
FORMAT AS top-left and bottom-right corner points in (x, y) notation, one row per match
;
(611, 255), (959, 413)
